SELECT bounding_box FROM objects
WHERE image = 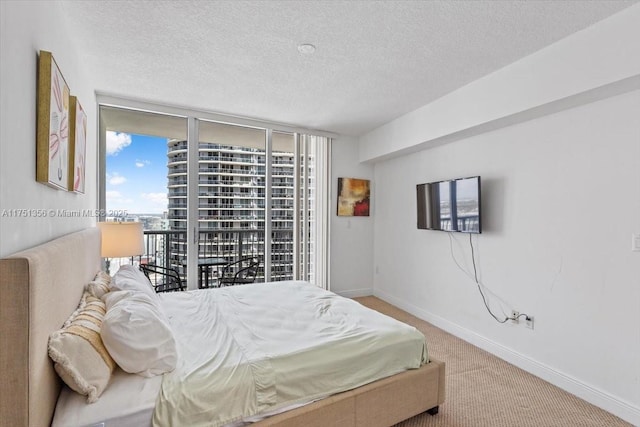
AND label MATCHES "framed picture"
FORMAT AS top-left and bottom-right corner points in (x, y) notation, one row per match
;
(68, 96), (87, 193)
(337, 177), (370, 216)
(36, 50), (70, 190)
